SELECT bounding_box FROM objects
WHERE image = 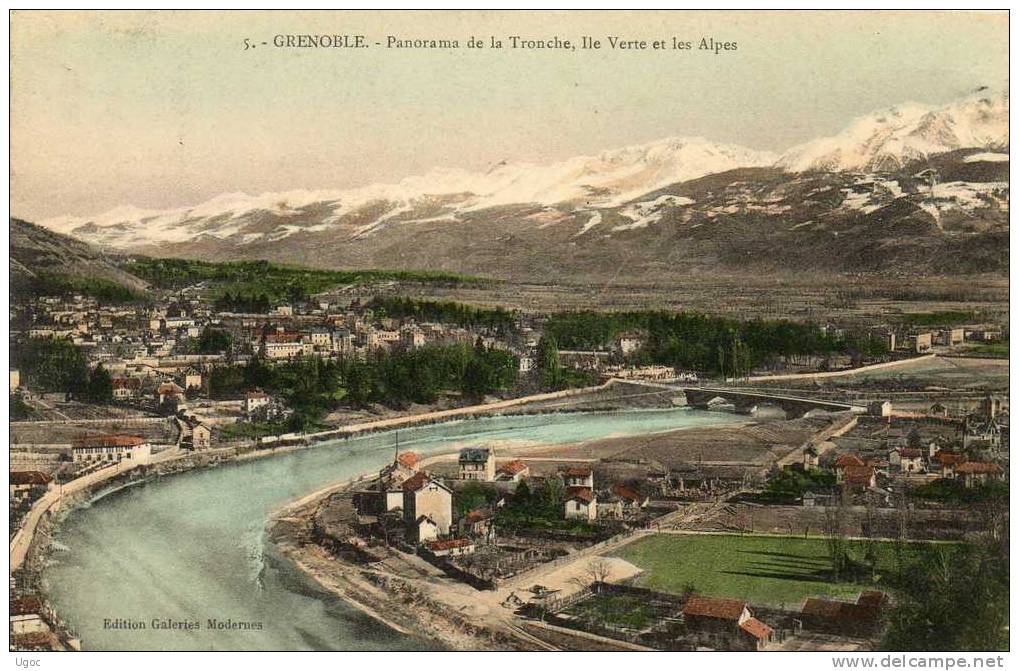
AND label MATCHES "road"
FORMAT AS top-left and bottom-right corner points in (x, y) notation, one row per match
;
(9, 446), (184, 573)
